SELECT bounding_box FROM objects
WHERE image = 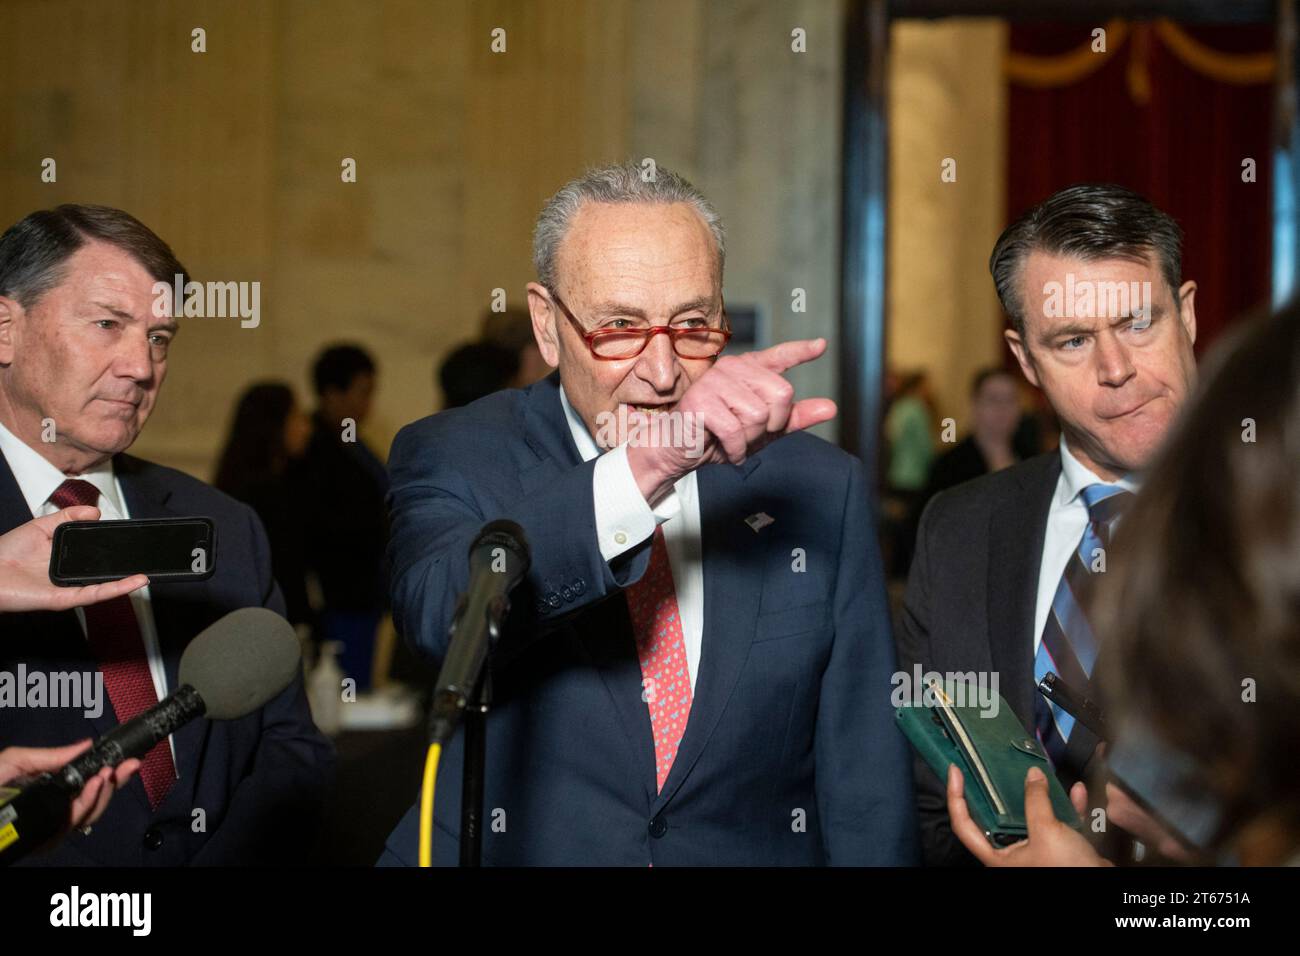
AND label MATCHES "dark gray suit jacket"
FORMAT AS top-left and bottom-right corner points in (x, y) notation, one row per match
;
(895, 451), (1090, 866)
